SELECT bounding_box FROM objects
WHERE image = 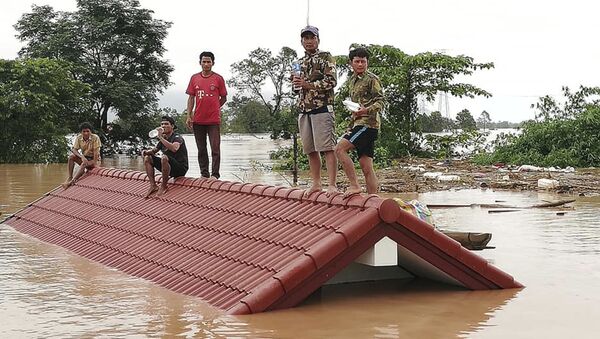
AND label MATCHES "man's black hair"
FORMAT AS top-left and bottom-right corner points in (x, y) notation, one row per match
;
(161, 115), (176, 128)
(349, 47), (370, 61)
(79, 122), (93, 131)
(199, 51), (215, 62)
